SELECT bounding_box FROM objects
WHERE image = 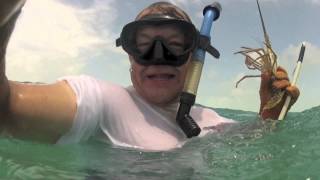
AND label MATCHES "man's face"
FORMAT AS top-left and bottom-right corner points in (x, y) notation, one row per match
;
(130, 25), (190, 106)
